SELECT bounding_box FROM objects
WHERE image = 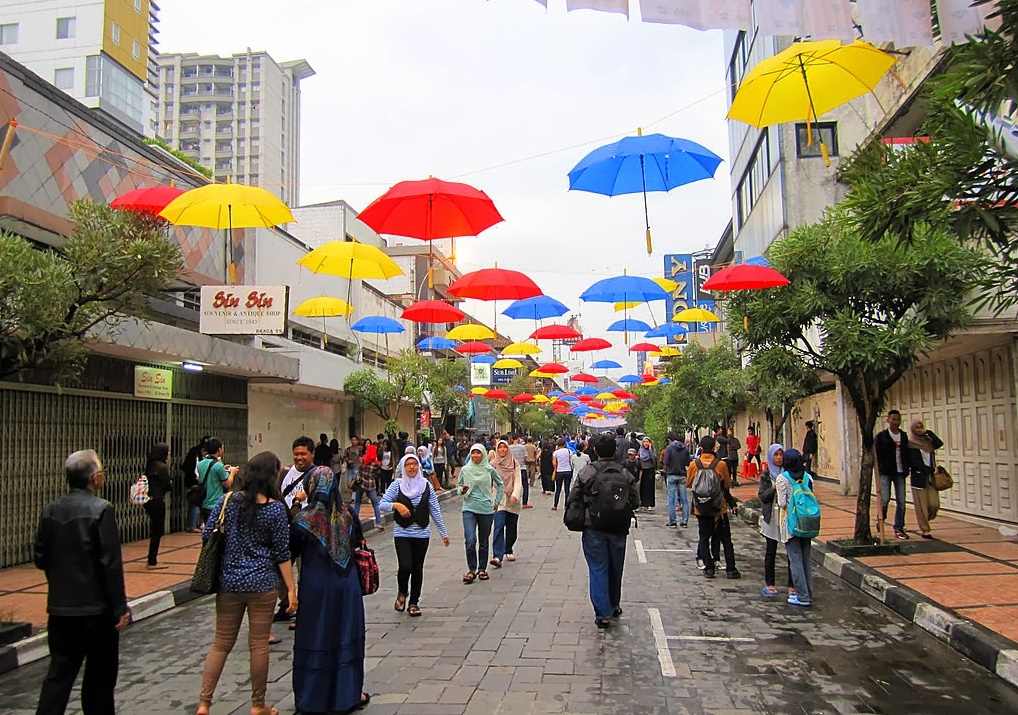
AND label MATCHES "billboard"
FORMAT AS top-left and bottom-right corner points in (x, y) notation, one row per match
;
(491, 367), (518, 385)
(664, 253), (693, 343)
(200, 285), (288, 335)
(470, 362), (492, 386)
